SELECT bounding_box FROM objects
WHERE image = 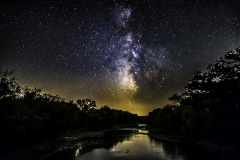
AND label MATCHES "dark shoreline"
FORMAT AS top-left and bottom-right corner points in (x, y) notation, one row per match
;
(0, 130), (108, 160)
(41, 127), (240, 160)
(3, 127), (239, 160)
(1, 125), (136, 160)
(148, 129), (240, 160)
(38, 130), (106, 160)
